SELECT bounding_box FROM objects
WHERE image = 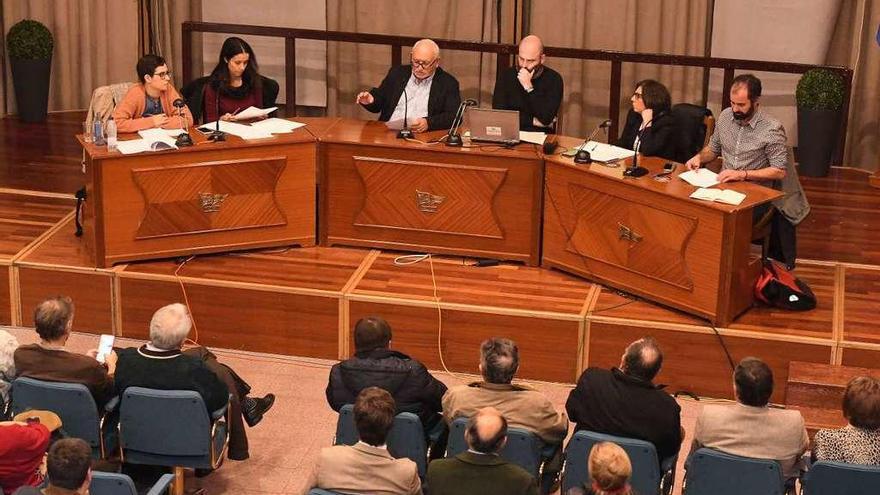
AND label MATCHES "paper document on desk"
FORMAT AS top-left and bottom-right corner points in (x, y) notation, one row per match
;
(250, 118), (306, 134)
(519, 131), (547, 145)
(201, 121), (274, 140)
(689, 187), (746, 206)
(233, 106), (277, 120)
(575, 141), (635, 162)
(679, 169), (719, 188)
(116, 138), (178, 155)
(138, 128), (185, 139)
